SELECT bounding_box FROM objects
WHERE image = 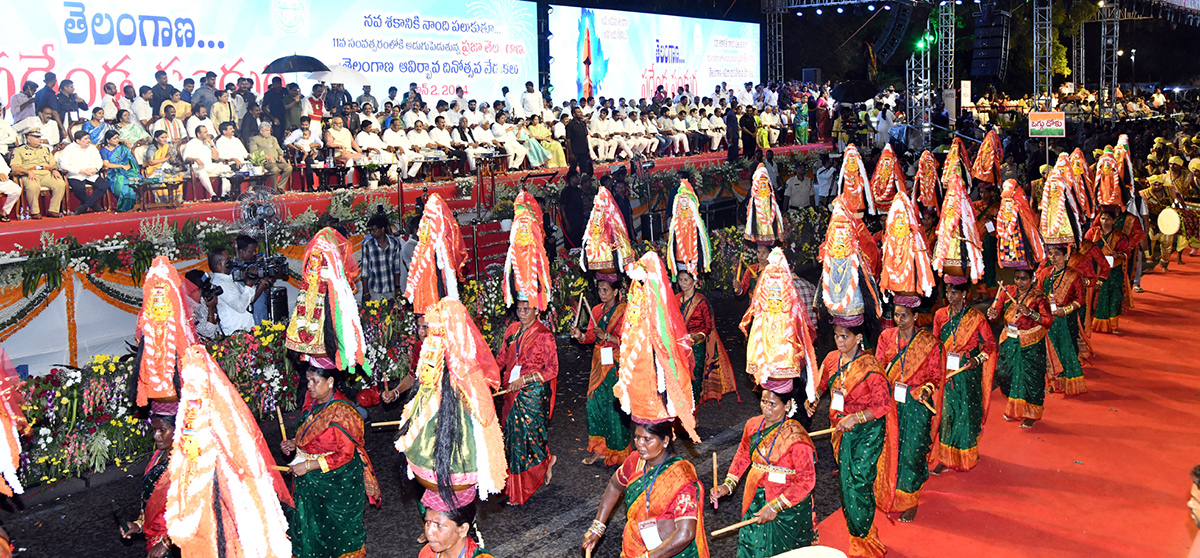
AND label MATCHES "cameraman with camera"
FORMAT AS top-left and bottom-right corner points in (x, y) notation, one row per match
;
(208, 246), (269, 334)
(233, 235), (286, 326)
(183, 270), (222, 339)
